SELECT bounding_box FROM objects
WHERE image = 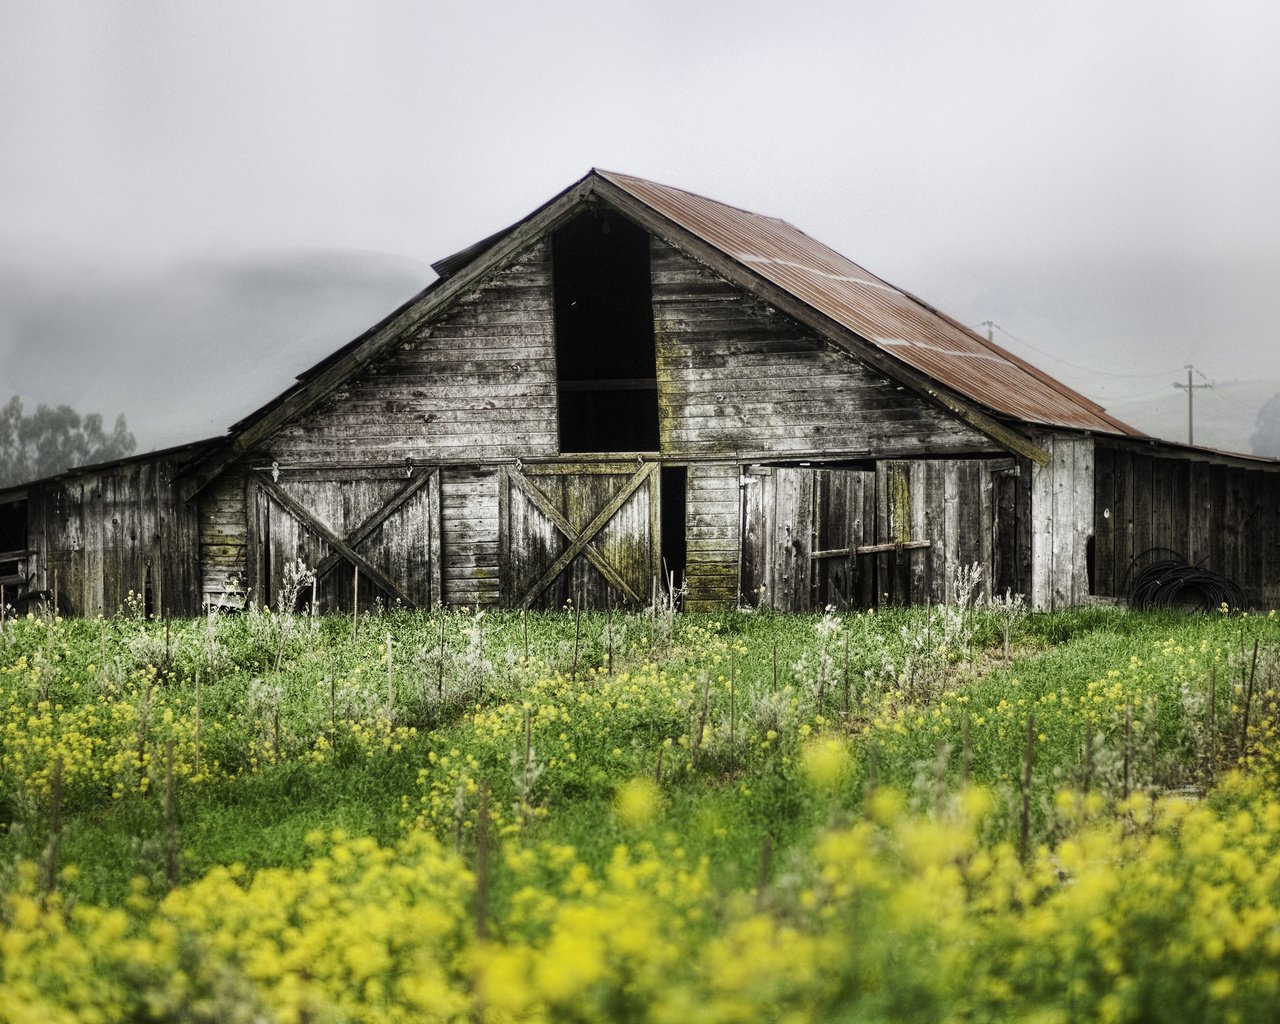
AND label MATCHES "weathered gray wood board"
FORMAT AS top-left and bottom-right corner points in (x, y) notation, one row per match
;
(1029, 434), (1094, 611)
(24, 454), (201, 617)
(741, 457), (1023, 612)
(239, 467), (441, 612)
(265, 242), (559, 466)
(684, 463), (741, 612)
(199, 468), (247, 604)
(1093, 442), (1280, 607)
(650, 239), (1001, 460)
(441, 468), (500, 608)
(500, 462), (656, 610)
